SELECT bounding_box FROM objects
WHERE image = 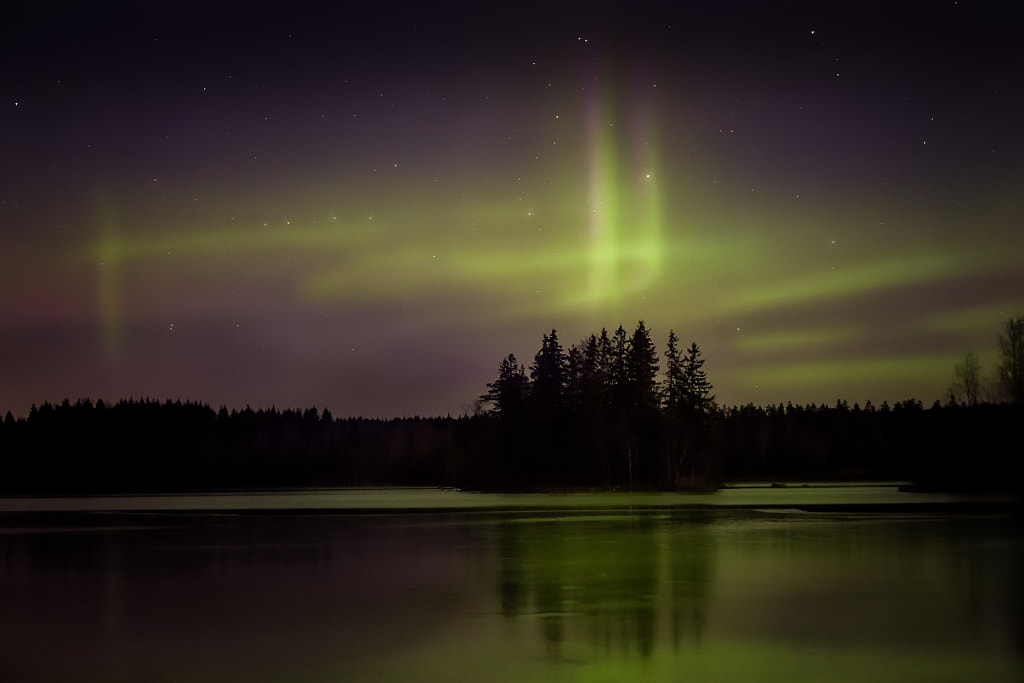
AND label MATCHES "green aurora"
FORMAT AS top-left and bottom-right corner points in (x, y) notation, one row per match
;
(2, 2), (1023, 417)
